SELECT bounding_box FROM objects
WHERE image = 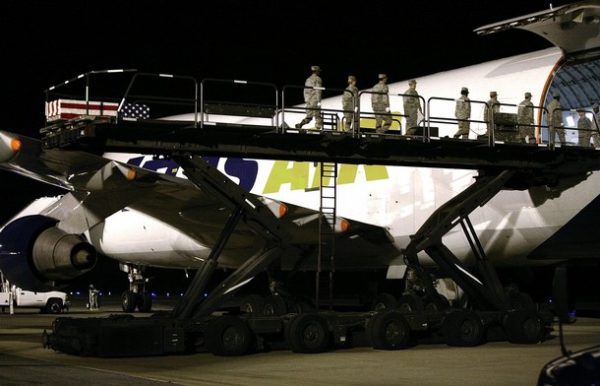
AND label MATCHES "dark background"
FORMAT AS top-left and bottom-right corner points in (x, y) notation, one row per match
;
(0, 1), (565, 293)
